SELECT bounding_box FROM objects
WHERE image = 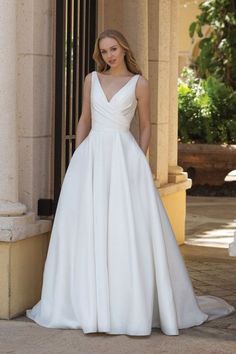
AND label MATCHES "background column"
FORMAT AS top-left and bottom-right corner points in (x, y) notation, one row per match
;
(0, 0), (26, 216)
(168, 0), (188, 184)
(0, 0), (52, 320)
(98, 0), (149, 140)
(148, 0), (170, 186)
